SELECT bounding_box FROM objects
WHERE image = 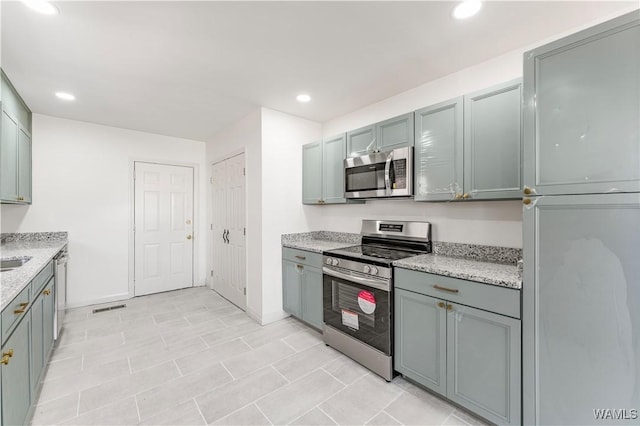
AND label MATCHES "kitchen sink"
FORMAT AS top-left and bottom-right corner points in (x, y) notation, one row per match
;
(1, 256), (33, 272)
